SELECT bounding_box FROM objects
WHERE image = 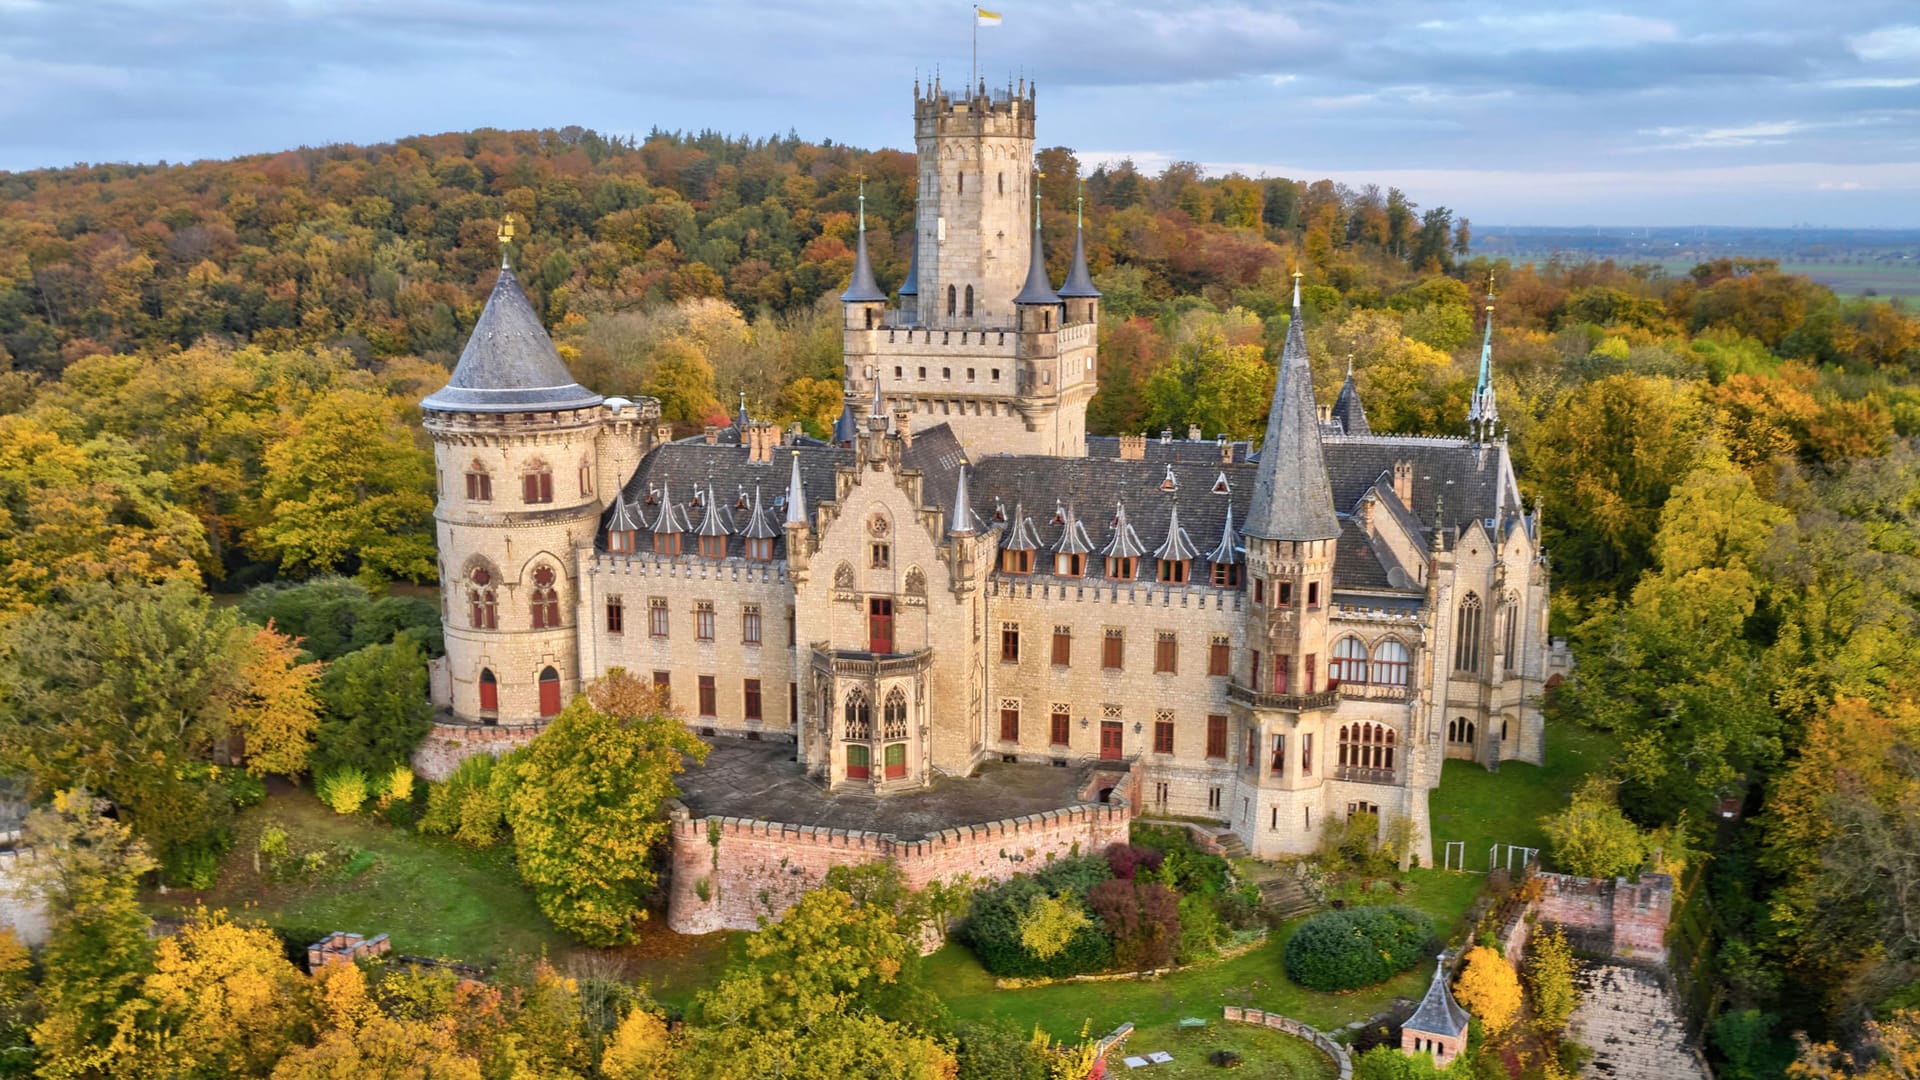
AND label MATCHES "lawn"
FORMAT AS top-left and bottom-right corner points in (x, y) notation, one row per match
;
(146, 786), (736, 1000)
(928, 866), (1484, 1043)
(1119, 1019), (1340, 1079)
(1427, 724), (1617, 873)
